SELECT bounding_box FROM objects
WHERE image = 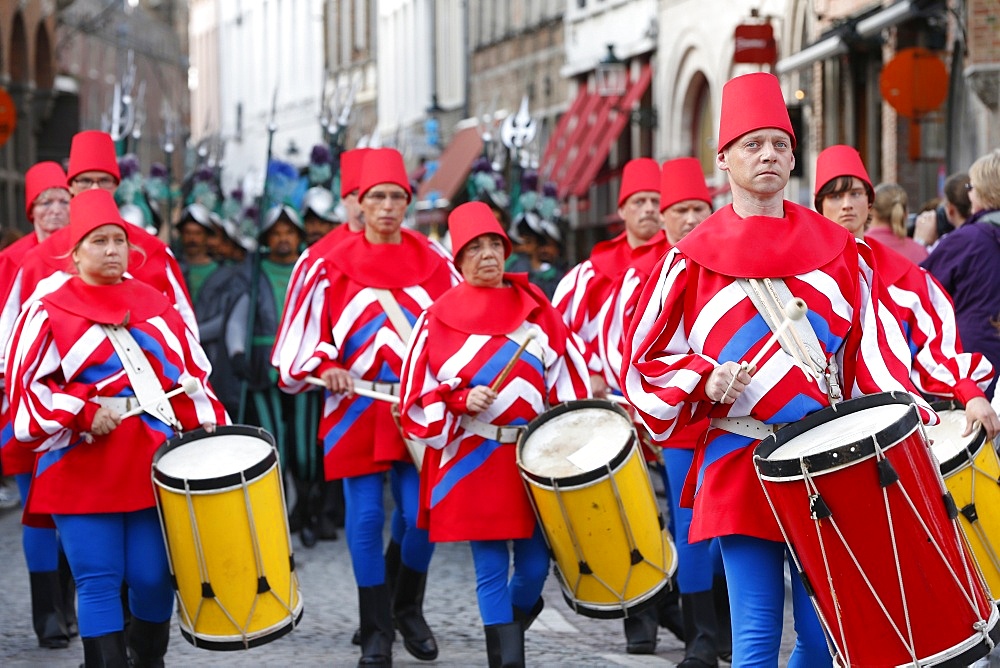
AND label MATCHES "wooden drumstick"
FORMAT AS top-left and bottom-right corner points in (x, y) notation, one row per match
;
(490, 333), (536, 393)
(305, 375), (399, 404)
(120, 378), (201, 419)
(723, 298), (809, 399)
